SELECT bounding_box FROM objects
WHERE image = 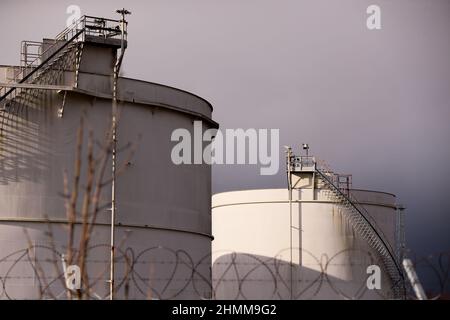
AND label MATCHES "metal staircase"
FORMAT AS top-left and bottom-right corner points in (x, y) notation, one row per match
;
(0, 15), (126, 137)
(287, 153), (406, 299)
(316, 166), (405, 298)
